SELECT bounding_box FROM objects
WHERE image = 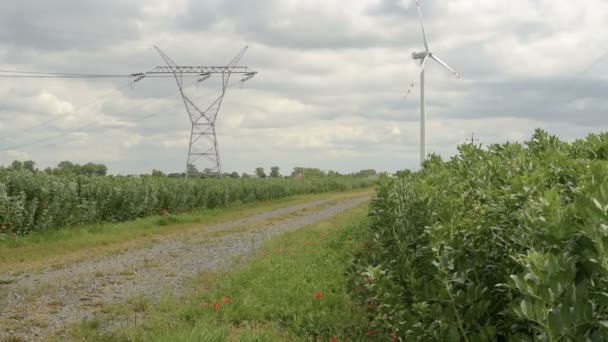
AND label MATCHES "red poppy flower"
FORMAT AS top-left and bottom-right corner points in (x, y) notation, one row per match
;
(12, 231), (17, 236)
(347, 235), (353, 240)
(367, 302), (375, 310)
(391, 331), (397, 342)
(212, 303), (220, 310)
(366, 330), (374, 337)
(319, 232), (325, 238)
(222, 297), (230, 303)
(314, 291), (323, 299)
(360, 242), (366, 248)
(330, 338), (337, 342)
